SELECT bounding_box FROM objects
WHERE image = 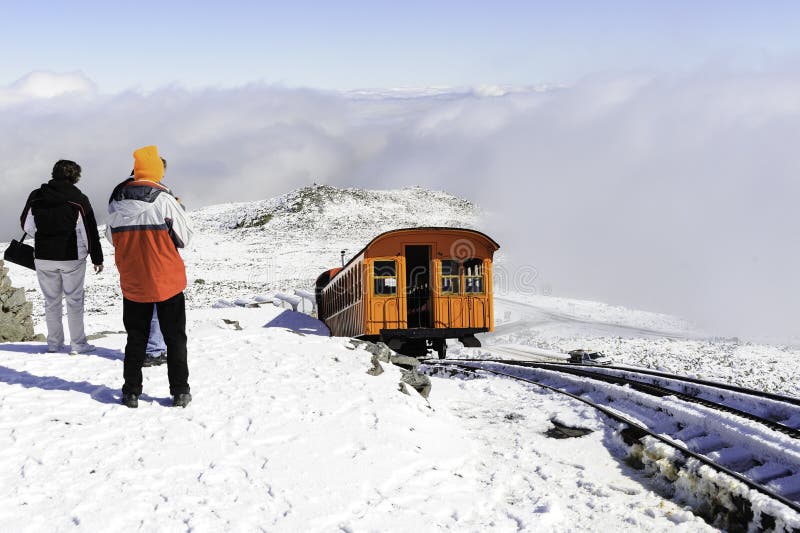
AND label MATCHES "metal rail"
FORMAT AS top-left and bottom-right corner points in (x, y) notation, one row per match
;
(524, 362), (800, 439)
(493, 345), (800, 407)
(450, 352), (800, 412)
(423, 359), (800, 518)
(438, 355), (800, 437)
